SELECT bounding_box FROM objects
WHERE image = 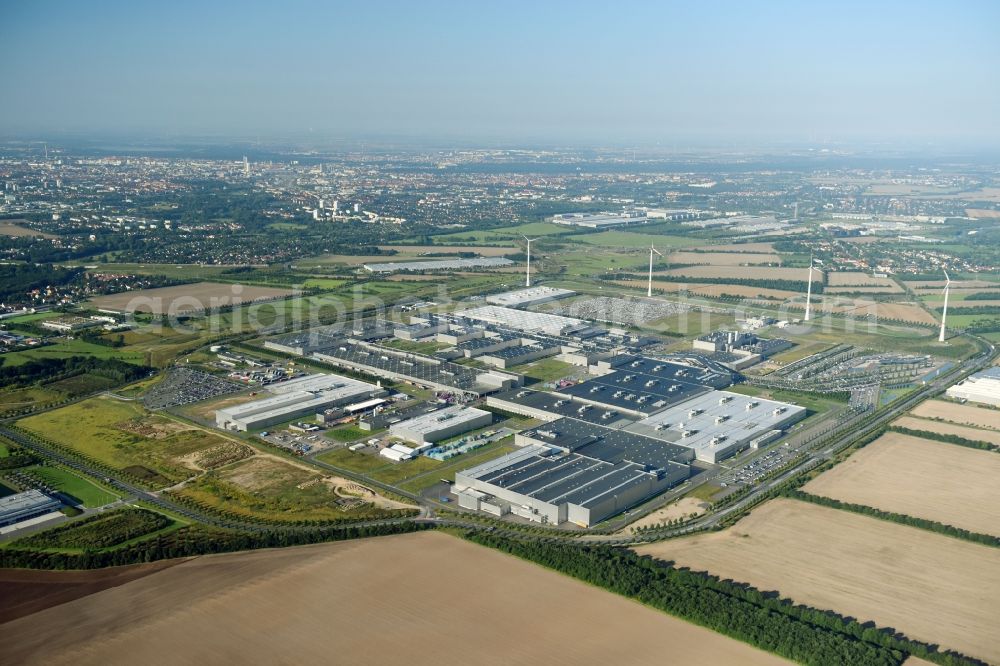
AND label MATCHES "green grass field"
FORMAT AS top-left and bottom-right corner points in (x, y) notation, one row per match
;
(26, 465), (119, 507)
(17, 397), (233, 487)
(398, 442), (518, 493)
(569, 231), (701, 249)
(0, 339), (146, 367)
